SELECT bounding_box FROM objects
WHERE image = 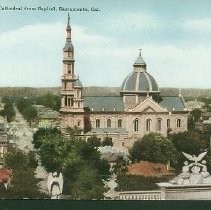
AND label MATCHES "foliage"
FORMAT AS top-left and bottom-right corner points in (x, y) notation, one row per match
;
(102, 137), (113, 146)
(4, 150), (46, 199)
(87, 135), (101, 148)
(35, 127), (110, 199)
(116, 174), (171, 191)
(0, 96), (15, 122)
(170, 131), (209, 155)
(65, 126), (82, 135)
(32, 127), (61, 149)
(129, 132), (177, 164)
(71, 164), (105, 200)
(201, 97), (211, 112)
(188, 109), (202, 131)
(170, 131), (209, 170)
(112, 156), (129, 175)
(16, 97), (38, 126)
(35, 93), (60, 111)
